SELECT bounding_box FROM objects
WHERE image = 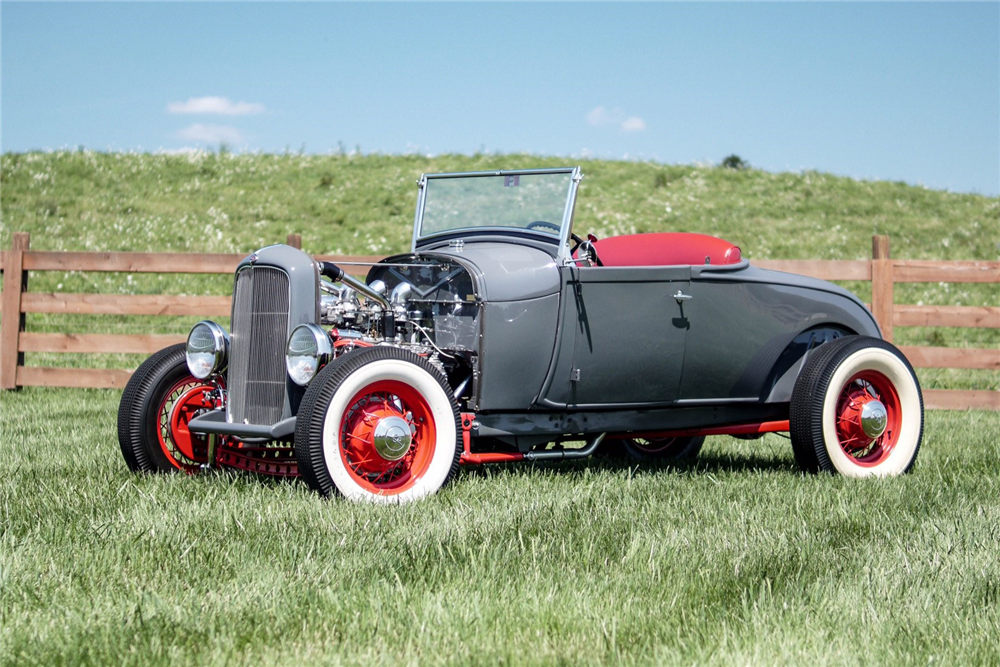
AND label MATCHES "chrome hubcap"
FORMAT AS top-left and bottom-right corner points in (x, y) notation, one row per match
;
(860, 400), (888, 438)
(372, 416), (413, 461)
